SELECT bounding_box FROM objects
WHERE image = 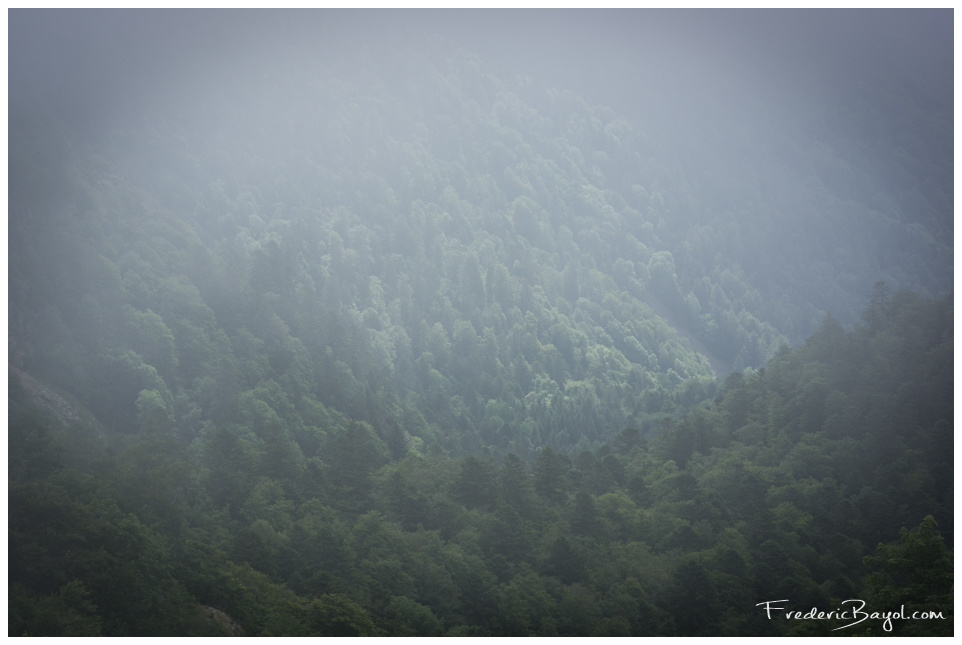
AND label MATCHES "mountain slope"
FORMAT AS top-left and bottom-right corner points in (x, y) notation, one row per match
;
(9, 14), (951, 459)
(8, 12), (953, 636)
(9, 288), (953, 636)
